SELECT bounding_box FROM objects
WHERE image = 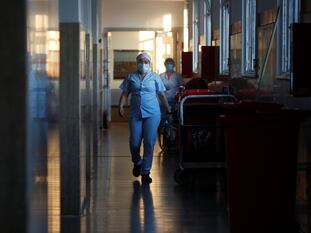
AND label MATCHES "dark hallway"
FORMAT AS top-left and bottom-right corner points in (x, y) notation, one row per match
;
(46, 123), (229, 233)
